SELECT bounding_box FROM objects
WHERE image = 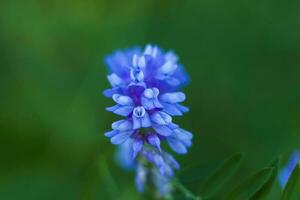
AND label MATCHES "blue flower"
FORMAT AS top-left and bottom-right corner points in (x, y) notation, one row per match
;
(103, 44), (192, 195)
(278, 150), (300, 188)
